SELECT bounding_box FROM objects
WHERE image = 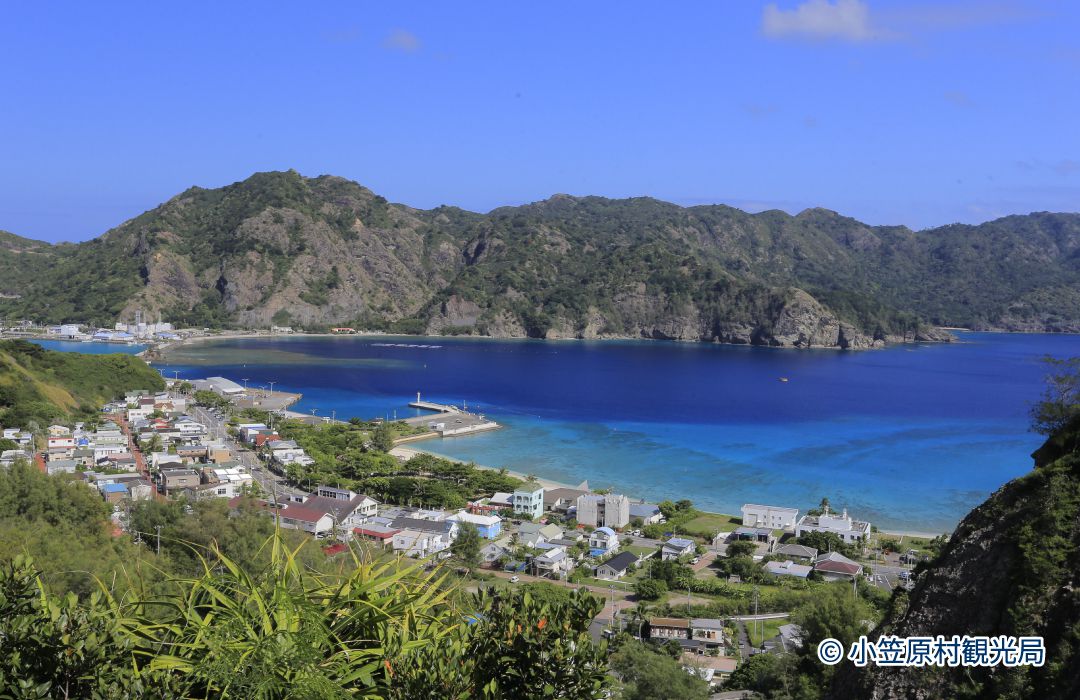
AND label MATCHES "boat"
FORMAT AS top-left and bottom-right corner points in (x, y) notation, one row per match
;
(779, 377), (789, 382)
